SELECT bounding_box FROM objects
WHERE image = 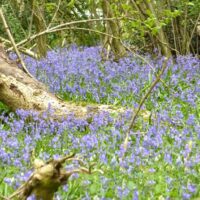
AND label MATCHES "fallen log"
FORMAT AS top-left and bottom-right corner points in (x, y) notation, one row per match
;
(0, 44), (127, 119)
